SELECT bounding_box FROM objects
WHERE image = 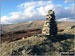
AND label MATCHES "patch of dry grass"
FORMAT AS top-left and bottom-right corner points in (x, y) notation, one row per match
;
(63, 28), (75, 34)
